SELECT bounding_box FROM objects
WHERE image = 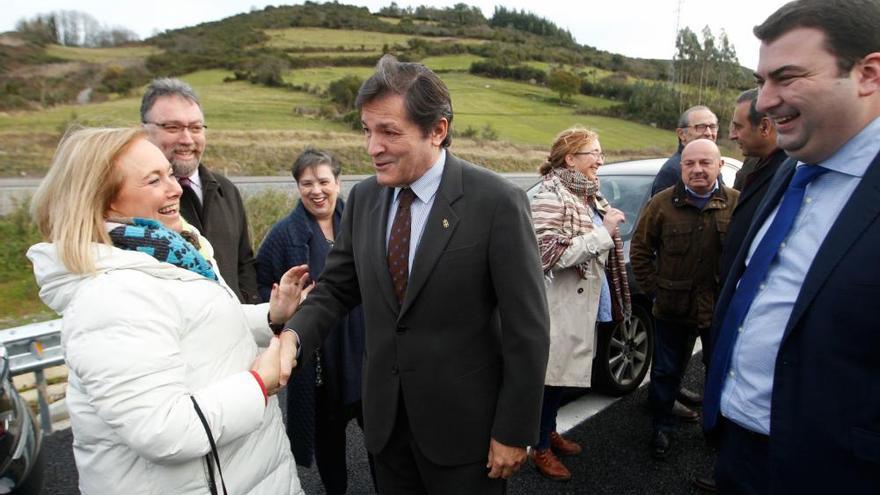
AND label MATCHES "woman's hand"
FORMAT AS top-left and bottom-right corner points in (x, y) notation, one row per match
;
(268, 265), (313, 325)
(603, 208), (626, 237)
(251, 337), (283, 395)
